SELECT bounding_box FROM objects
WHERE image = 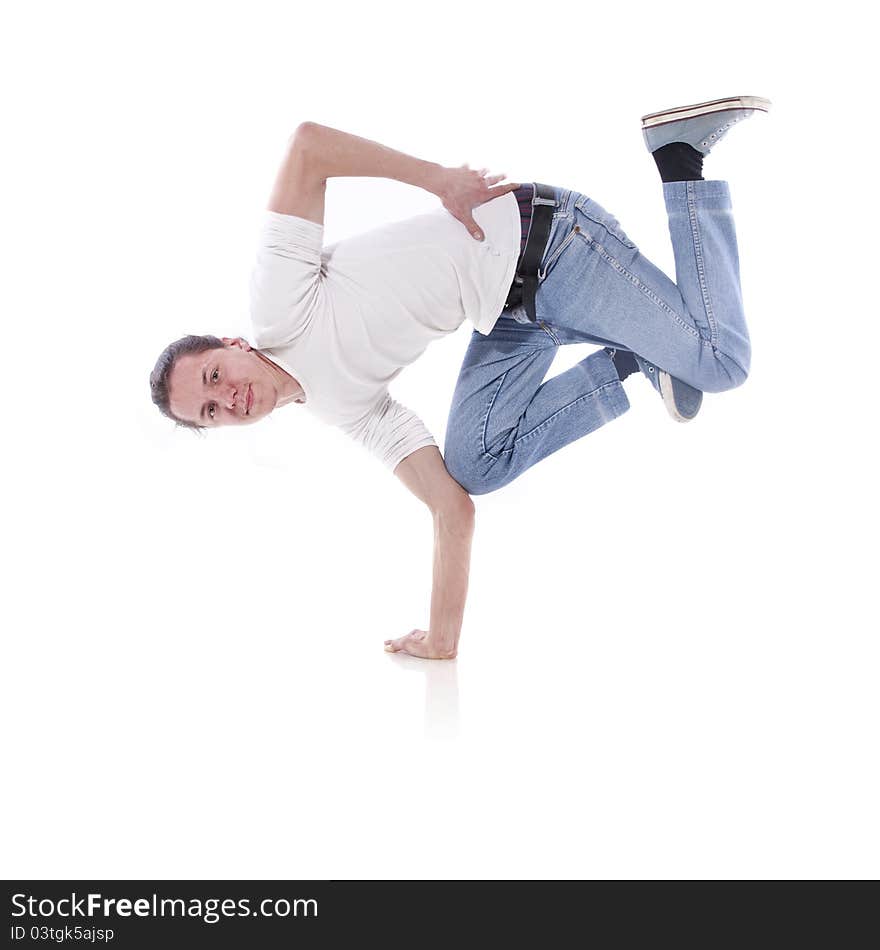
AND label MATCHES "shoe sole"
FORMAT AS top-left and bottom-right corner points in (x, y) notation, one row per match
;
(641, 95), (772, 129)
(659, 371), (698, 423)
